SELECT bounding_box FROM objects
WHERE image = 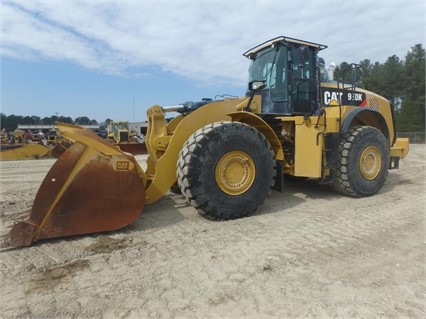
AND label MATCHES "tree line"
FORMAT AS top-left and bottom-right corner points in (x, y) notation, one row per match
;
(334, 43), (425, 132)
(0, 114), (112, 132)
(1, 43), (424, 133)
